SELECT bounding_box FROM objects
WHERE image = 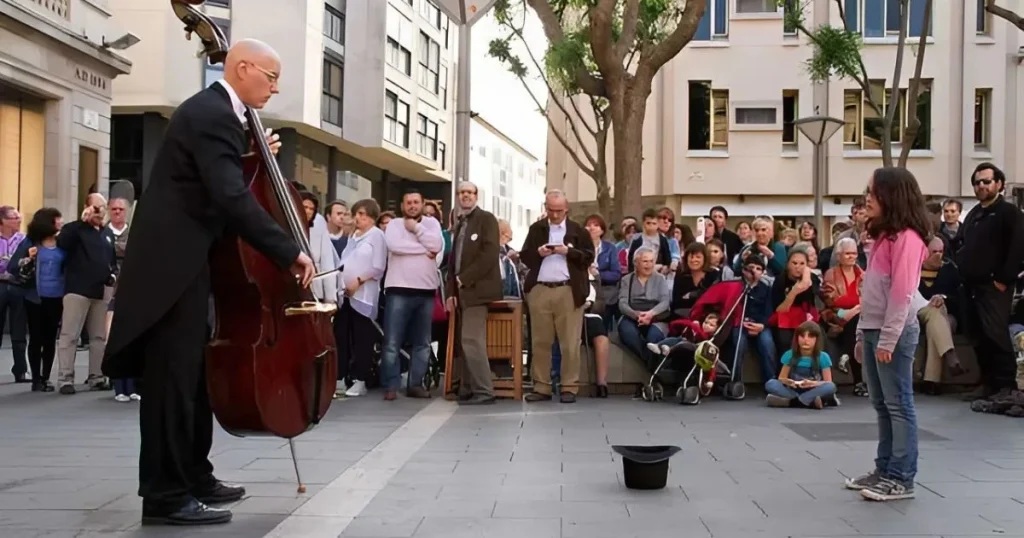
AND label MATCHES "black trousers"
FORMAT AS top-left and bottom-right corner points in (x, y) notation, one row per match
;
(334, 301), (375, 383)
(138, 269), (214, 505)
(0, 282), (28, 376)
(25, 297), (63, 383)
(967, 283), (1017, 390)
